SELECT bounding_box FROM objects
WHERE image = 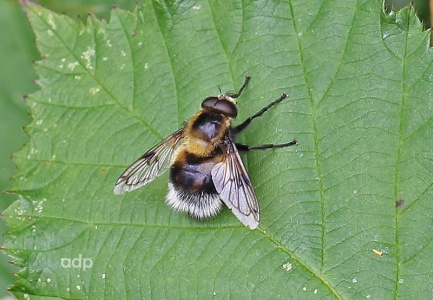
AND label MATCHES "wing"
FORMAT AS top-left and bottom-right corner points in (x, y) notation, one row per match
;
(114, 128), (184, 194)
(211, 137), (260, 229)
